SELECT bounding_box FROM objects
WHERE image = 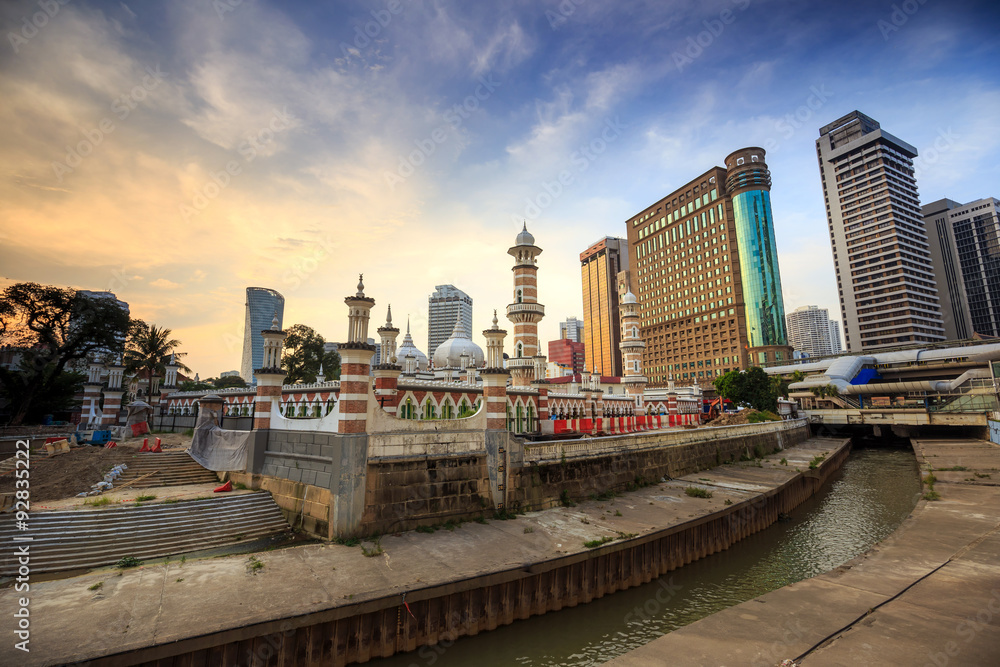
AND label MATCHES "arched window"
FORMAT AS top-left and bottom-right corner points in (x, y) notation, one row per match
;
(441, 401), (453, 419)
(402, 398), (414, 420)
(326, 399), (335, 415)
(297, 404), (306, 417)
(459, 399), (470, 417)
(526, 404), (534, 431)
(313, 404), (322, 417)
(515, 403), (524, 433)
(517, 343), (523, 358)
(424, 399), (436, 420)
(506, 404), (512, 431)
(517, 289), (523, 304)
